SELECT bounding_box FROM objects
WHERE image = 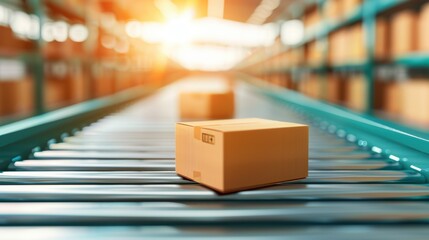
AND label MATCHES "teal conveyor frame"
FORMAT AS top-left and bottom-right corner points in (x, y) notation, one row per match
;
(0, 86), (154, 170)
